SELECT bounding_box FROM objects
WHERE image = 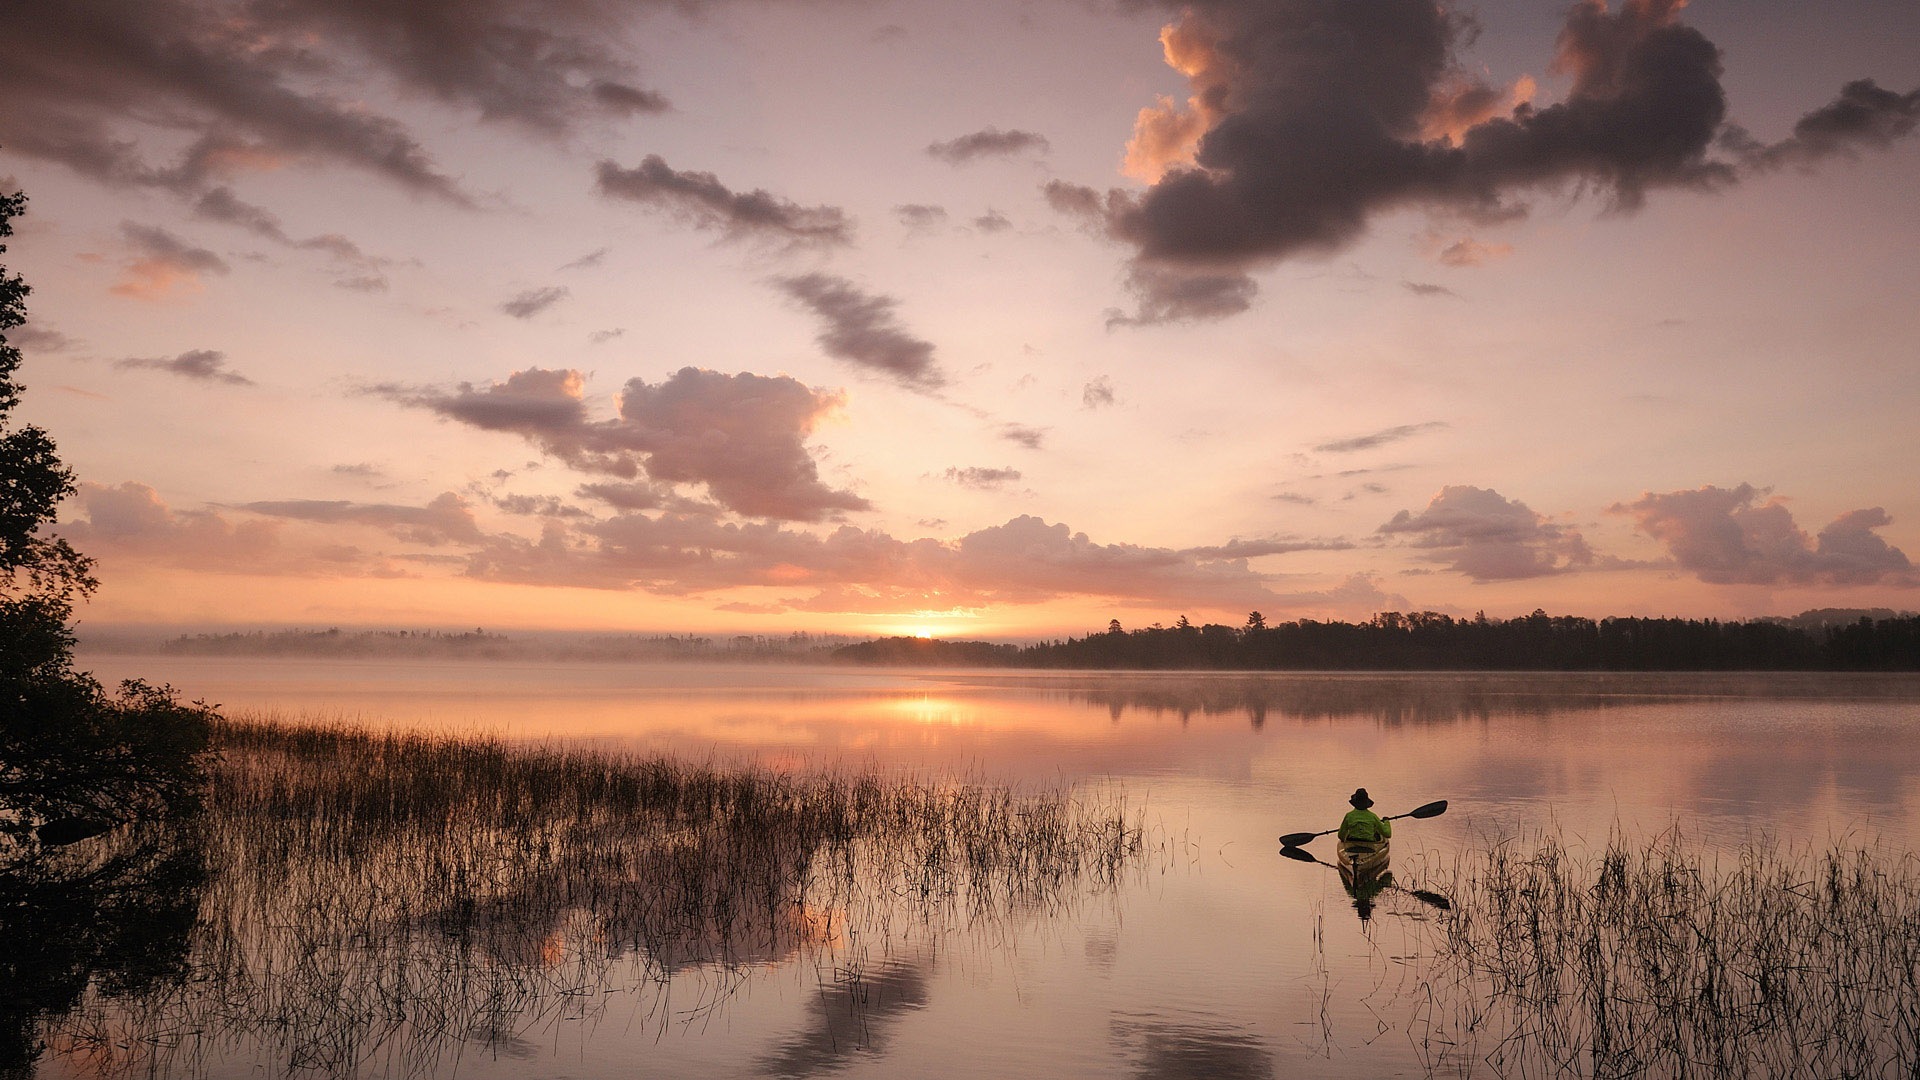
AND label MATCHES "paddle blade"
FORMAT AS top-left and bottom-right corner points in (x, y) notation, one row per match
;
(37, 817), (114, 847)
(1278, 845), (1318, 863)
(1409, 888), (1452, 910)
(1405, 799), (1448, 820)
(1278, 831), (1319, 848)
